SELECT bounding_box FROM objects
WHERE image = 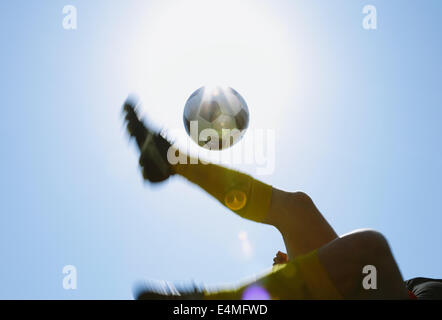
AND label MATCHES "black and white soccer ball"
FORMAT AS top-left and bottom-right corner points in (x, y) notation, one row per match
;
(183, 86), (250, 150)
